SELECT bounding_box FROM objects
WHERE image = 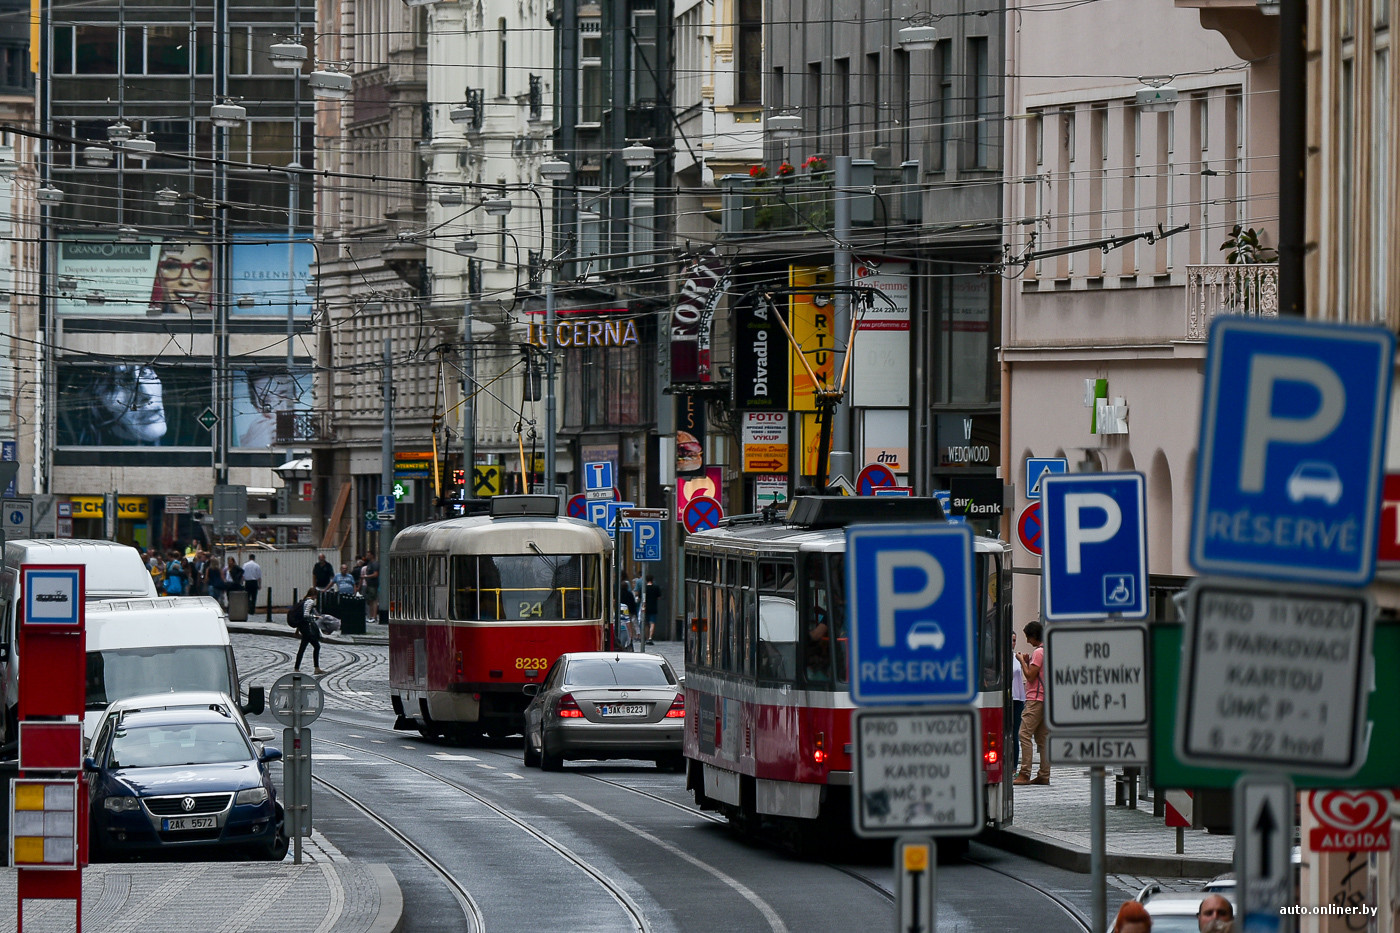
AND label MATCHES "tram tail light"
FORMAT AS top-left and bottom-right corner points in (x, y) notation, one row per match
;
(664, 695), (685, 718)
(556, 693), (584, 718)
(813, 731), (826, 765)
(982, 708), (1004, 782)
(455, 651), (463, 677)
